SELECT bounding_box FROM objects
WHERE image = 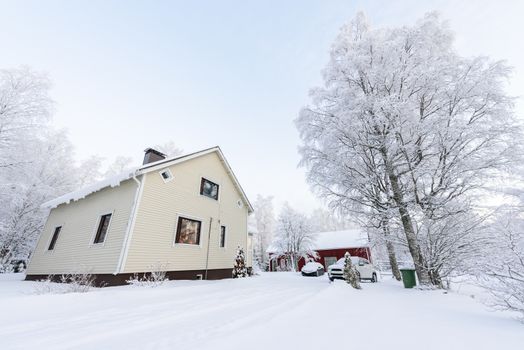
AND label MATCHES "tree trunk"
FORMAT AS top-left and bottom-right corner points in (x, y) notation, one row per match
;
(428, 268), (443, 288)
(381, 221), (401, 281)
(387, 172), (431, 285)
